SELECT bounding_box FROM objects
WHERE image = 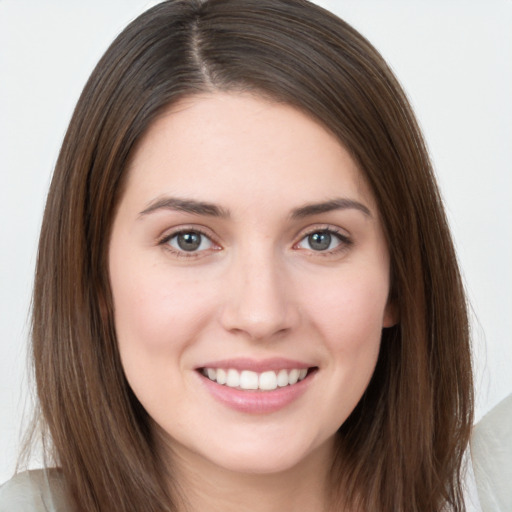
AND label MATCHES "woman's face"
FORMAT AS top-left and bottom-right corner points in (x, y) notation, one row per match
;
(109, 92), (394, 475)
